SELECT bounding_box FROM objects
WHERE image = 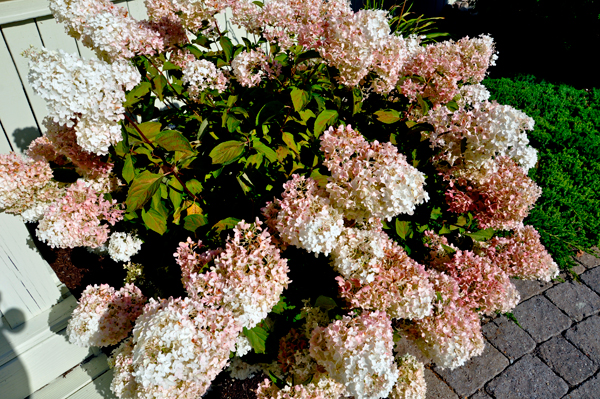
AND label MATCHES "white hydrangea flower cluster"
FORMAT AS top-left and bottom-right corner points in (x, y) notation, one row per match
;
(234, 334), (253, 357)
(111, 297), (240, 399)
(182, 59), (228, 100)
(67, 284), (146, 347)
(24, 48), (141, 155)
(321, 124), (429, 221)
(231, 48), (281, 88)
(425, 100), (538, 179)
(108, 232), (143, 263)
(309, 311), (399, 399)
(330, 226), (390, 283)
(227, 356), (263, 380)
(457, 83), (490, 108)
(48, 0), (163, 62)
(256, 374), (347, 399)
(388, 354), (426, 399)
